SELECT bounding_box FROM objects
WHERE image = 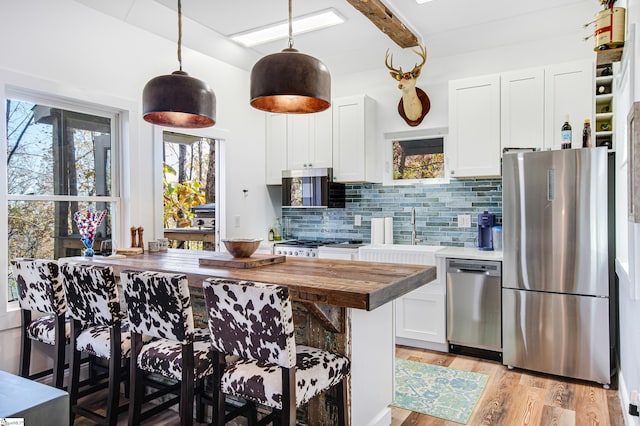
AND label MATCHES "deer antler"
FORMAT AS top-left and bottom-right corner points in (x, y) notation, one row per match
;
(385, 49), (402, 74)
(410, 44), (427, 78)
